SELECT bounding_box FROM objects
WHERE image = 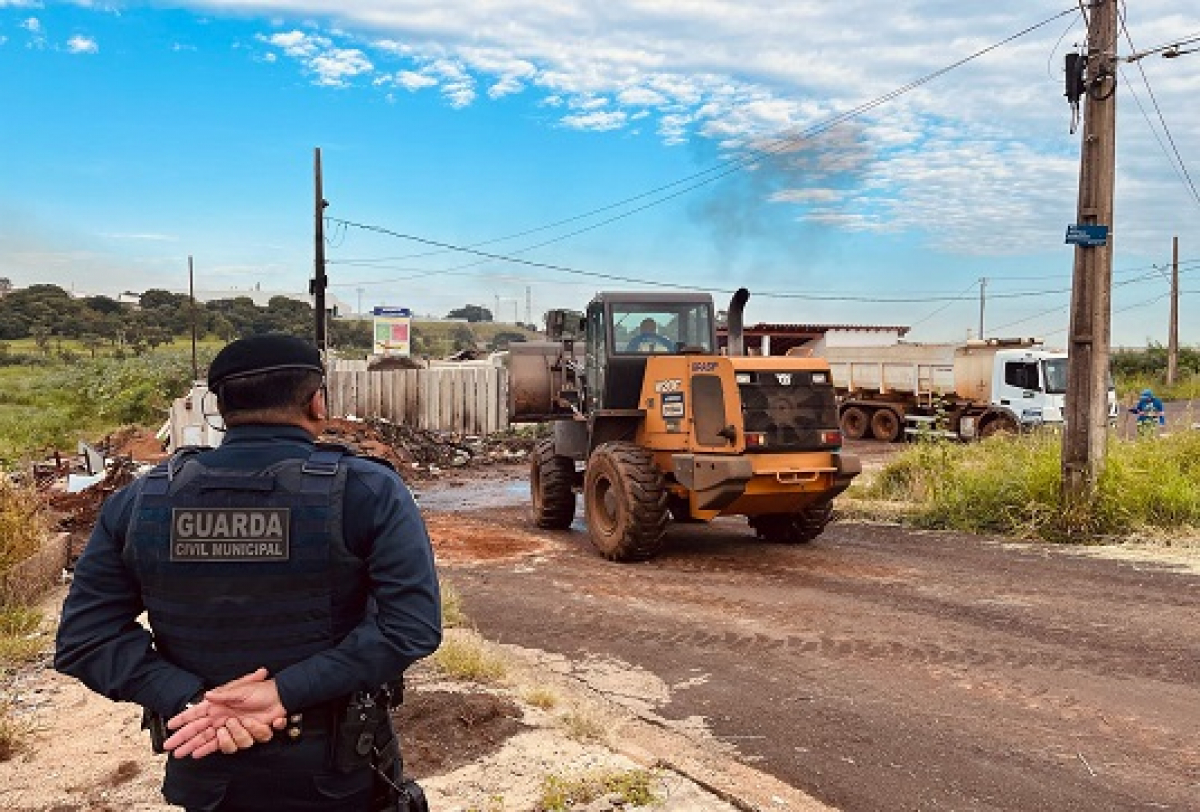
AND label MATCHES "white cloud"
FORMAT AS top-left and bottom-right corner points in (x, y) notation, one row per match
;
(258, 30), (371, 86)
(66, 34), (98, 54)
(387, 69), (436, 91)
(20, 16), (40, 32)
(104, 232), (178, 242)
(310, 47), (371, 85)
(560, 110), (627, 132)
